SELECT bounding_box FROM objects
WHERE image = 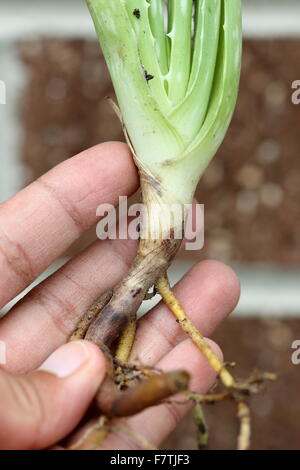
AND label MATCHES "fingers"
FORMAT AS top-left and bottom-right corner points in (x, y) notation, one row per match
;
(0, 340), (105, 450)
(100, 338), (223, 450)
(1, 258), (238, 374)
(0, 237), (137, 373)
(130, 260), (240, 365)
(0, 142), (138, 309)
(0, 201), (198, 374)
